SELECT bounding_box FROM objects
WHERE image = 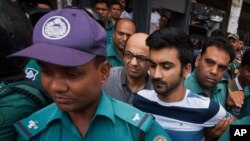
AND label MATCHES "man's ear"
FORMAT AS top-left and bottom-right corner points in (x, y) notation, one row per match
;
(183, 63), (192, 78)
(99, 60), (111, 83)
(195, 55), (201, 68)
